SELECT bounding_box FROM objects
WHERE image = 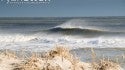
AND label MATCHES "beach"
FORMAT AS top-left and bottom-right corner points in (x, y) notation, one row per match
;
(0, 47), (124, 70)
(0, 17), (125, 70)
